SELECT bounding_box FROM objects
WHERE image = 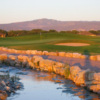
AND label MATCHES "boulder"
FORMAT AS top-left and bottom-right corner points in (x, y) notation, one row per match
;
(69, 66), (86, 85)
(0, 54), (7, 62)
(31, 50), (37, 55)
(85, 80), (100, 85)
(93, 73), (100, 81)
(59, 68), (65, 76)
(0, 90), (7, 100)
(27, 61), (35, 68)
(72, 53), (81, 58)
(26, 50), (31, 54)
(69, 66), (81, 80)
(97, 55), (100, 61)
(88, 84), (100, 93)
(55, 62), (64, 68)
(80, 55), (87, 59)
(59, 52), (66, 56)
(90, 56), (97, 61)
(65, 53), (73, 57)
(8, 55), (16, 60)
(36, 51), (43, 55)
(43, 51), (49, 55)
(33, 56), (43, 63)
(48, 52), (57, 56)
(85, 71), (95, 81)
